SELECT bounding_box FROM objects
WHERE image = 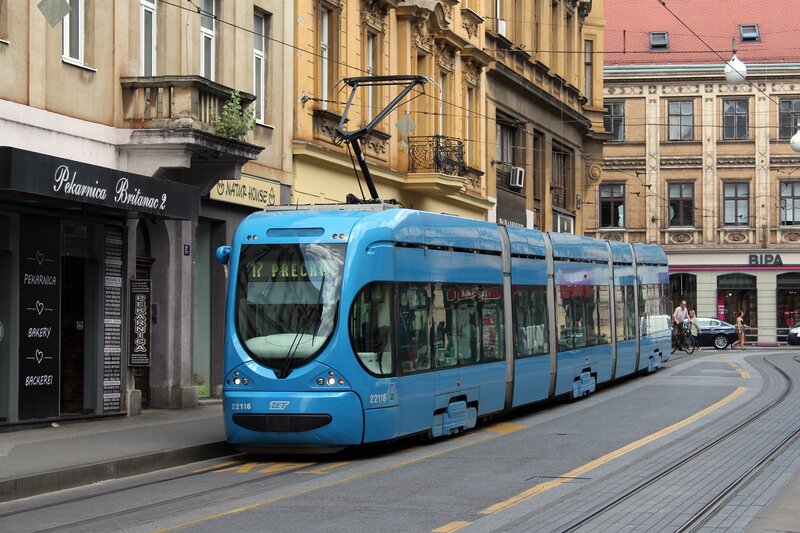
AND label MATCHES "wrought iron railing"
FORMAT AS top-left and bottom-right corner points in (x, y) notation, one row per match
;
(408, 135), (467, 177)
